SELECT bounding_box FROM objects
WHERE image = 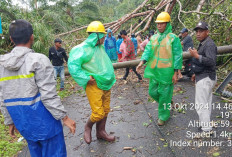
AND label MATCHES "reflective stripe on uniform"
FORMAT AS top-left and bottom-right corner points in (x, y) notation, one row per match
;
(4, 93), (41, 106)
(0, 73), (34, 82)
